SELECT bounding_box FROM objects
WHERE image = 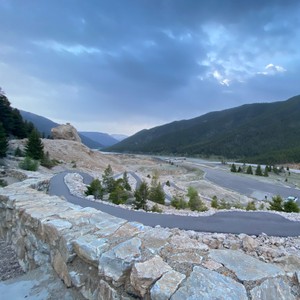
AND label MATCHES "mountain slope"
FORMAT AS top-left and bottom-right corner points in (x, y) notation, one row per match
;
(79, 131), (118, 147)
(20, 110), (104, 149)
(106, 95), (300, 163)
